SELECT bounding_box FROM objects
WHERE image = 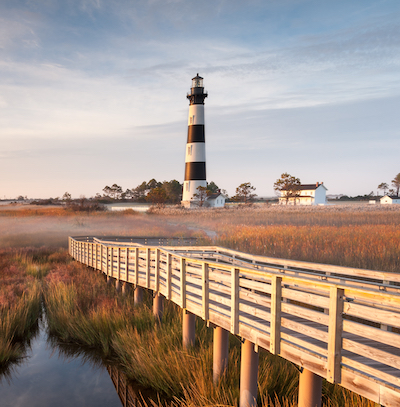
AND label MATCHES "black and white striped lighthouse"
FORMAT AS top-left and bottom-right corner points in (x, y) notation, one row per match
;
(181, 74), (208, 207)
